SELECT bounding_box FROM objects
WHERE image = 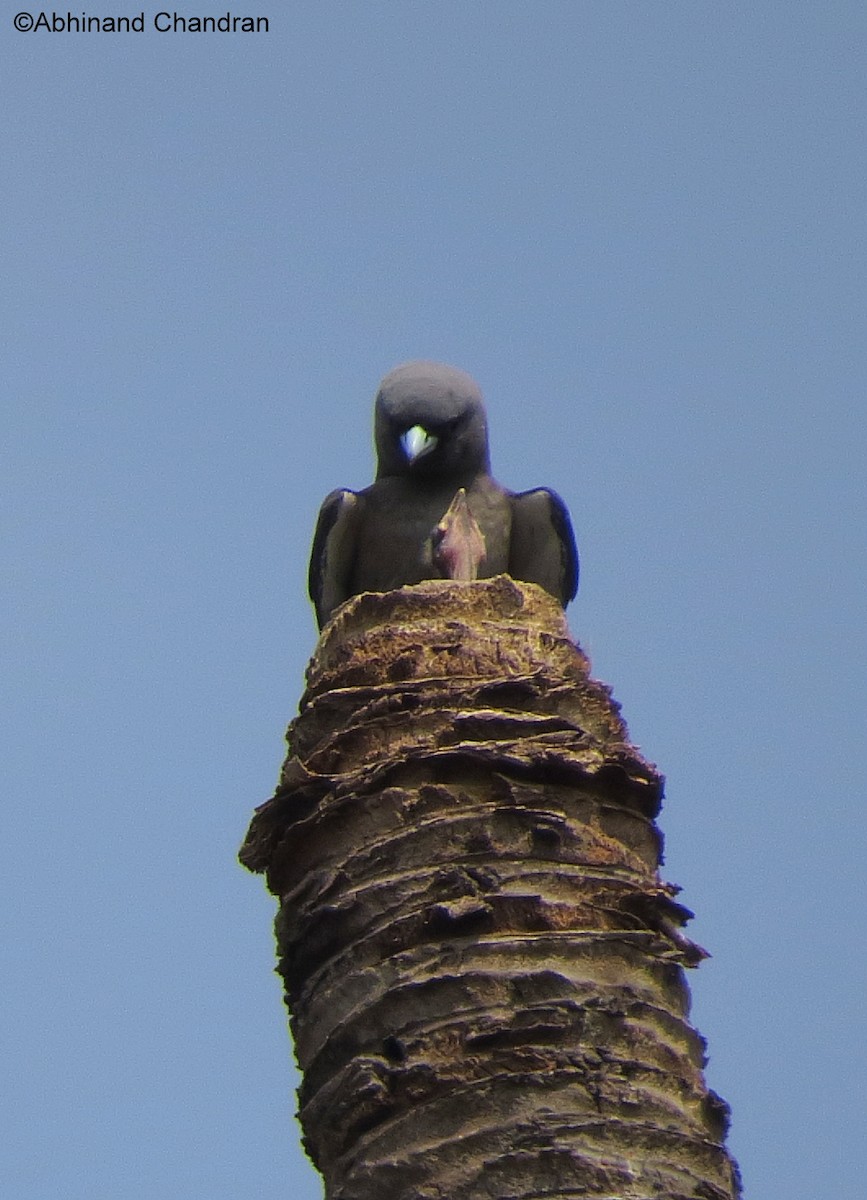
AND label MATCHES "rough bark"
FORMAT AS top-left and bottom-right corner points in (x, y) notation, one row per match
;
(241, 577), (741, 1200)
